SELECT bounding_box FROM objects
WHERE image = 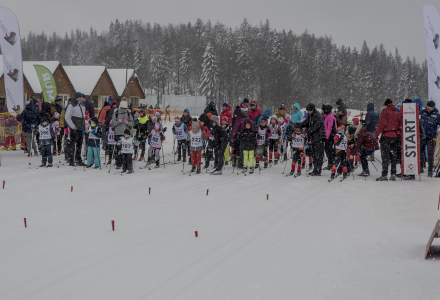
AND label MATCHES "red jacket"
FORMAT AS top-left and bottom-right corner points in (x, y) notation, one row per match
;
(220, 106), (232, 125)
(376, 105), (401, 138)
(248, 106), (262, 123)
